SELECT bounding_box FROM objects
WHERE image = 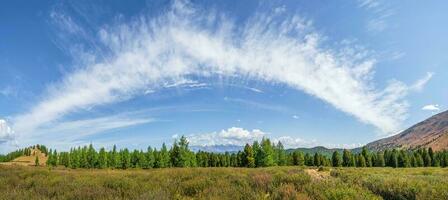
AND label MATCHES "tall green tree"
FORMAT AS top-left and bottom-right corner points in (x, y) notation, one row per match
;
(121, 149), (131, 169)
(292, 151), (304, 166)
(275, 141), (287, 166)
(35, 156), (39, 166)
(98, 147), (108, 169)
(342, 149), (352, 167)
(260, 138), (276, 167)
(243, 144), (256, 168)
(146, 146), (155, 168)
(157, 143), (170, 168)
(357, 154), (366, 167)
(375, 152), (385, 167)
(332, 151), (342, 167)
